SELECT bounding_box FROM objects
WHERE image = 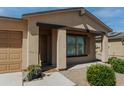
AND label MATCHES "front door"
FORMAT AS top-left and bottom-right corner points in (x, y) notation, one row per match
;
(39, 34), (51, 66)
